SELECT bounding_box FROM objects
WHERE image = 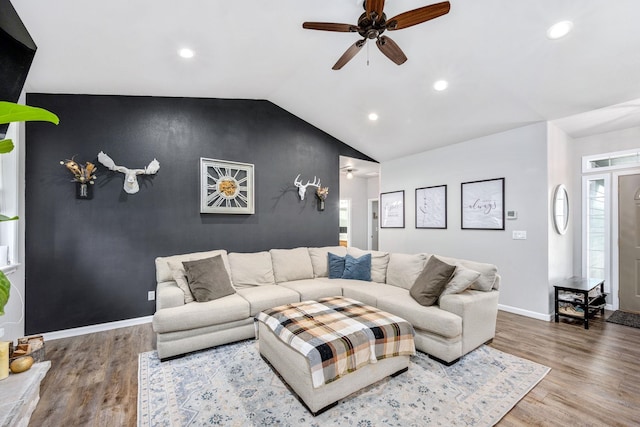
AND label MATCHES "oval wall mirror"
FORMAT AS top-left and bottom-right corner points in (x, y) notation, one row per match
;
(553, 184), (569, 235)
